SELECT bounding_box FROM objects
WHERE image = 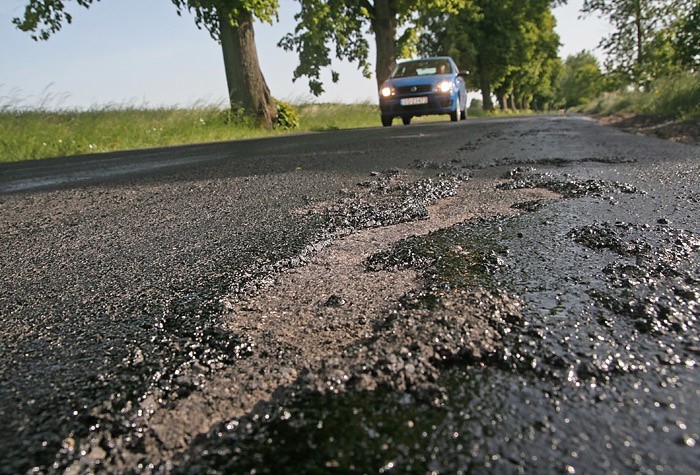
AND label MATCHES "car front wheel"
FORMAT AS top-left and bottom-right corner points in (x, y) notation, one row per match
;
(382, 115), (393, 127)
(450, 98), (461, 122)
(402, 116), (411, 125)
